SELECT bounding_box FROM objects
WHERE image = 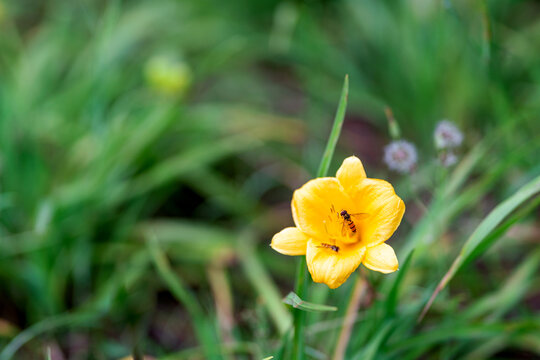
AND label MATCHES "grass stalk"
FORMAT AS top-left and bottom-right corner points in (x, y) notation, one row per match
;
(207, 263), (235, 345)
(332, 273), (366, 360)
